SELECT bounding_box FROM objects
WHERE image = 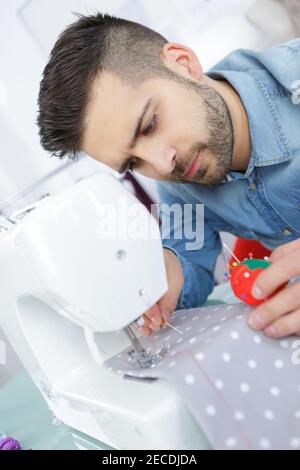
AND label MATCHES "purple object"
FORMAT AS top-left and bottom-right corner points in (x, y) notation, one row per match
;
(0, 437), (22, 450)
